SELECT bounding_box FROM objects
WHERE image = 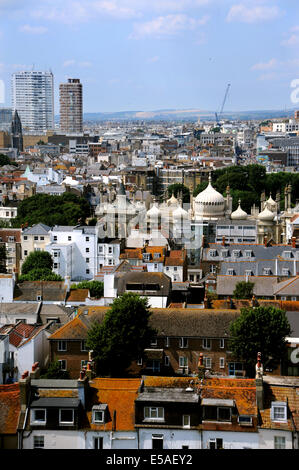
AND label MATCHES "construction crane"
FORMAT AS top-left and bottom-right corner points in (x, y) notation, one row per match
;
(215, 83), (231, 127)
